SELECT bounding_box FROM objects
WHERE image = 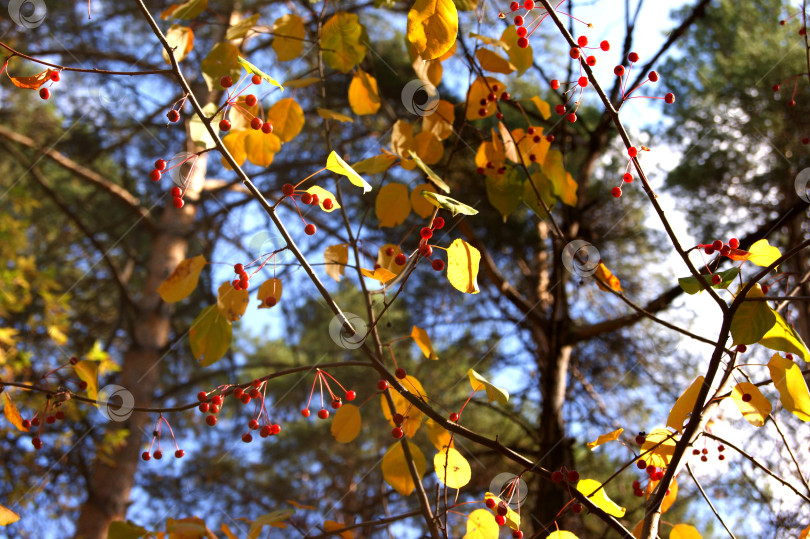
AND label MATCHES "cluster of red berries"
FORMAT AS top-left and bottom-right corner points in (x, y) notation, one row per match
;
(610, 146), (647, 198)
(614, 53), (675, 106)
(499, 0), (587, 51)
(38, 70), (61, 100)
(148, 158), (188, 208)
(696, 237), (741, 284)
(218, 75), (274, 134)
(231, 263), (251, 291)
(550, 467), (580, 484)
(475, 82), (510, 118)
(301, 369), (356, 421)
(142, 414), (184, 461)
(691, 443), (725, 462)
(383, 216), (446, 273)
(484, 497), (526, 534)
(548, 37), (616, 123)
(280, 183), (336, 236)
